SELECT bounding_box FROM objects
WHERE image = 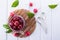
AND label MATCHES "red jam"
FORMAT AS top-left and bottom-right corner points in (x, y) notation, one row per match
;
(9, 15), (25, 31)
